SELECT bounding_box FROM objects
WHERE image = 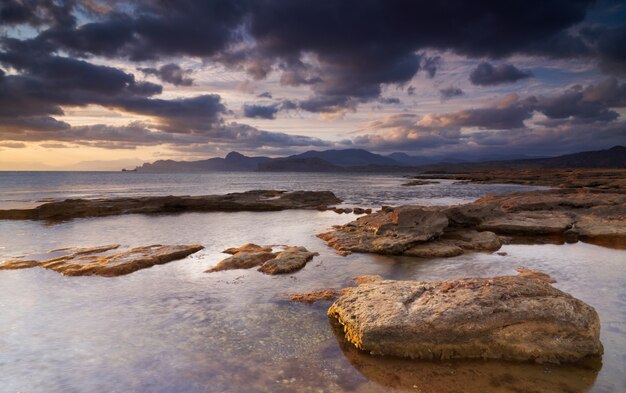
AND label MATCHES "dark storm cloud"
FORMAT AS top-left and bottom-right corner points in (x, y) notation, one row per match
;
(243, 103), (279, 119)
(439, 87), (465, 100)
(0, 0), (75, 27)
(242, 100), (298, 119)
(138, 63), (193, 86)
(0, 41), (228, 133)
(580, 24), (626, 74)
(2, 0), (626, 157)
(12, 0), (613, 113)
(469, 63), (533, 86)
